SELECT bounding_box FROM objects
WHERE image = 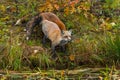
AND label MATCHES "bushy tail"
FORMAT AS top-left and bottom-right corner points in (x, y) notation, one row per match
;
(33, 14), (43, 26)
(26, 13), (43, 40)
